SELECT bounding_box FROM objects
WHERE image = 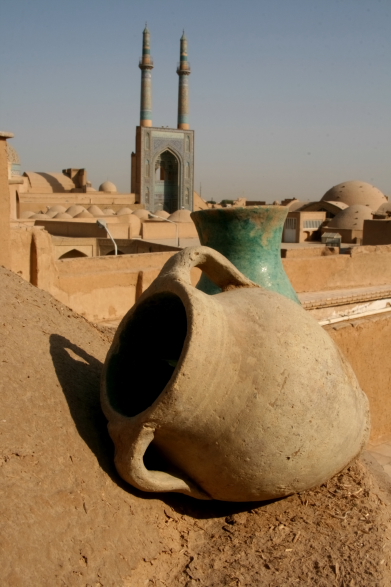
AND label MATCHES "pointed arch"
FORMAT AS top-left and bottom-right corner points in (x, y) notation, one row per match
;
(58, 249), (88, 260)
(153, 147), (182, 213)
